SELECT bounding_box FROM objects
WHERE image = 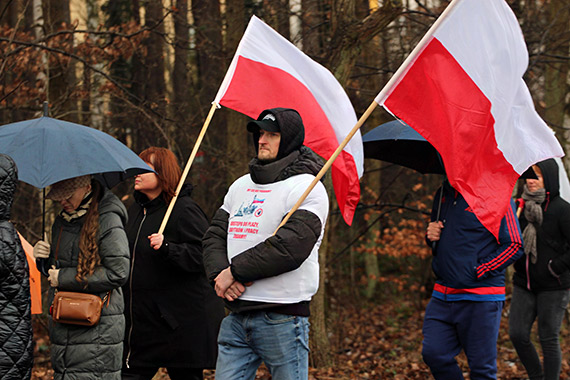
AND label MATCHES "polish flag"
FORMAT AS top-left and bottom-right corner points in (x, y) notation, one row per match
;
(376, 0), (563, 239)
(214, 16), (363, 225)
